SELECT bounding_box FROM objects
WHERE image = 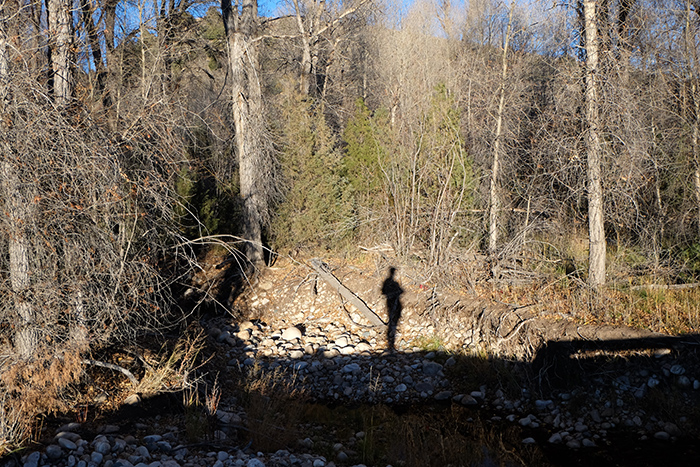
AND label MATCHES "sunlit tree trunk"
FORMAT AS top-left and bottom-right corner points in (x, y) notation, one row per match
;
(1, 5), (38, 359)
(584, 0), (606, 288)
(47, 0), (73, 106)
(488, 3), (514, 256)
(222, 0), (266, 265)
